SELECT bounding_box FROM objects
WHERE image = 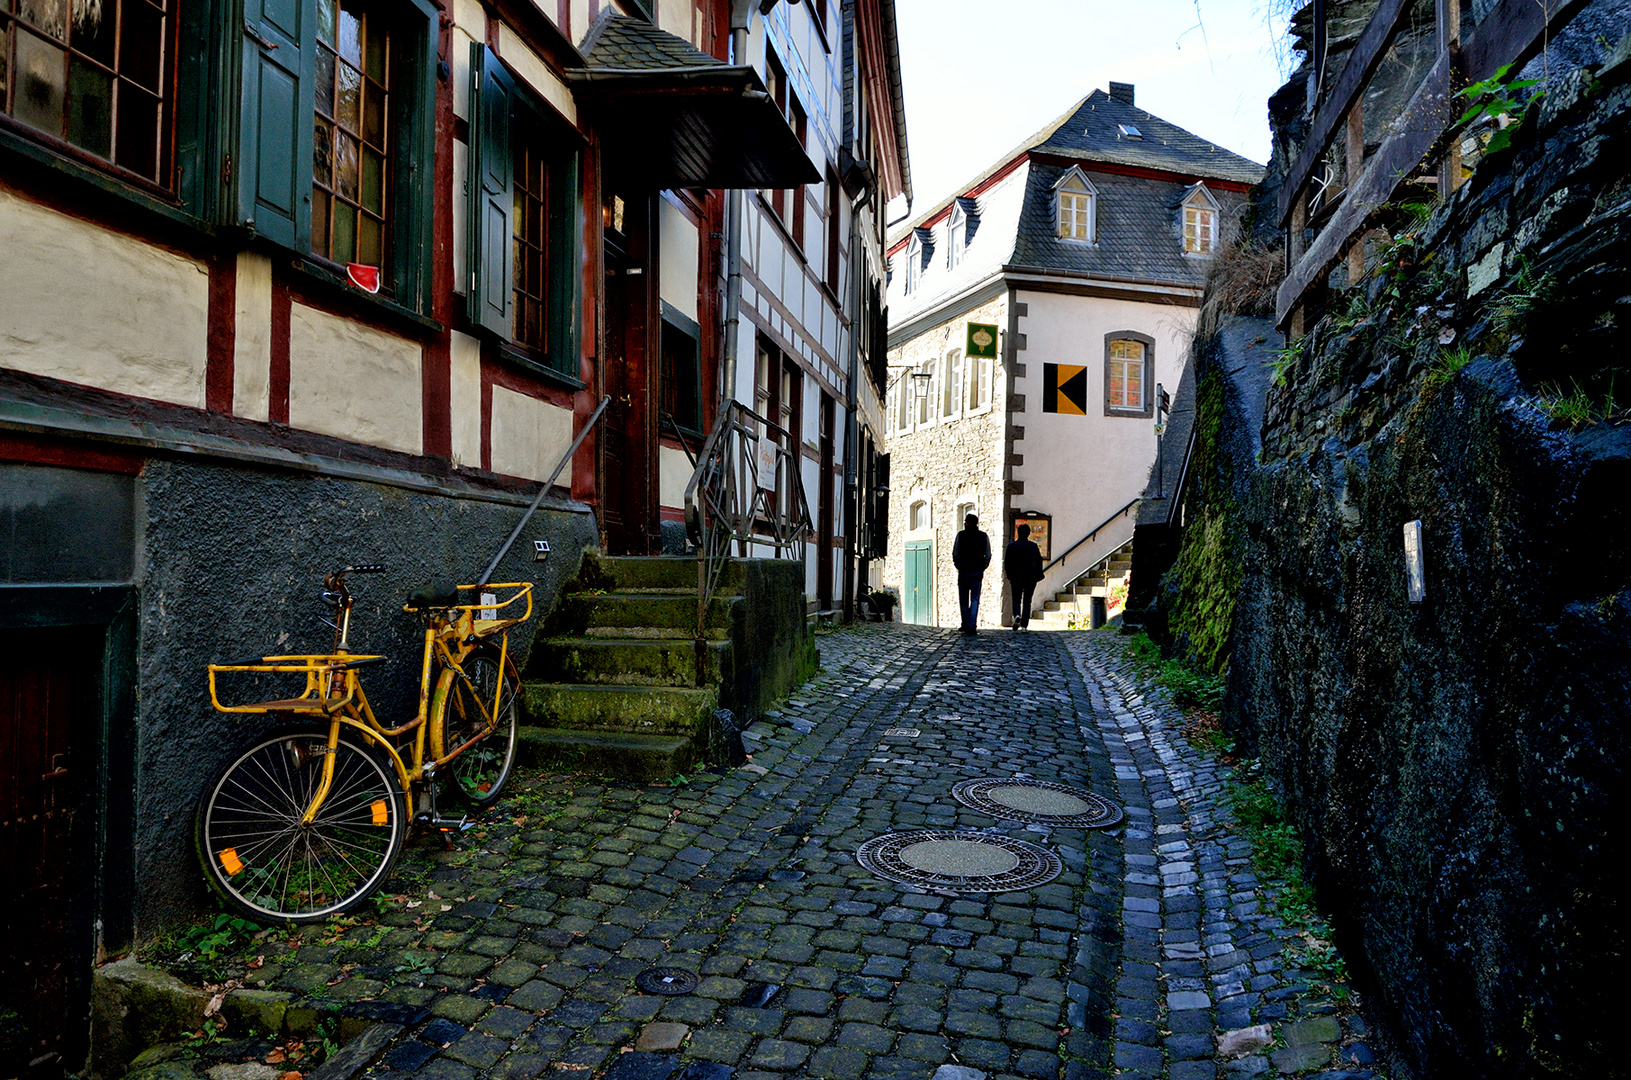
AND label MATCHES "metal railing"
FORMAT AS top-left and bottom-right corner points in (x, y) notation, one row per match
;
(682, 401), (812, 665)
(1041, 498), (1140, 578)
(1275, 0), (1588, 335)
